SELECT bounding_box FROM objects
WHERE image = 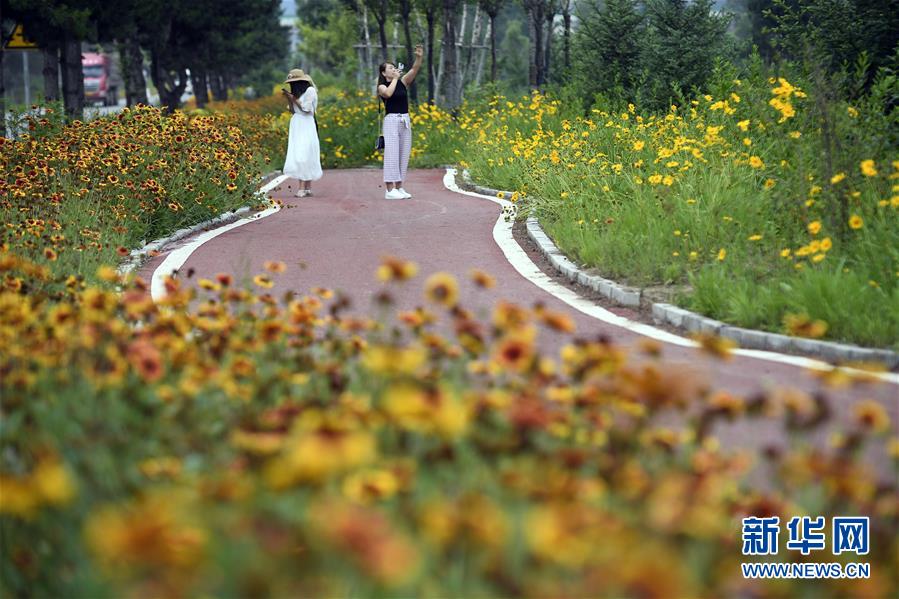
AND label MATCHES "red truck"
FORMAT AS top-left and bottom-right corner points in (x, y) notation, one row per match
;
(82, 52), (120, 106)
